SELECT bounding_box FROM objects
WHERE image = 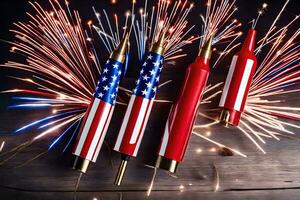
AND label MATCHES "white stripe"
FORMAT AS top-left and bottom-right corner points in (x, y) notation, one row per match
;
(219, 55), (238, 107)
(133, 100), (153, 157)
(86, 103), (111, 161)
(130, 98), (150, 144)
(234, 59), (254, 111)
(74, 99), (100, 156)
(114, 95), (136, 151)
(92, 105), (115, 162)
(159, 115), (171, 156)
